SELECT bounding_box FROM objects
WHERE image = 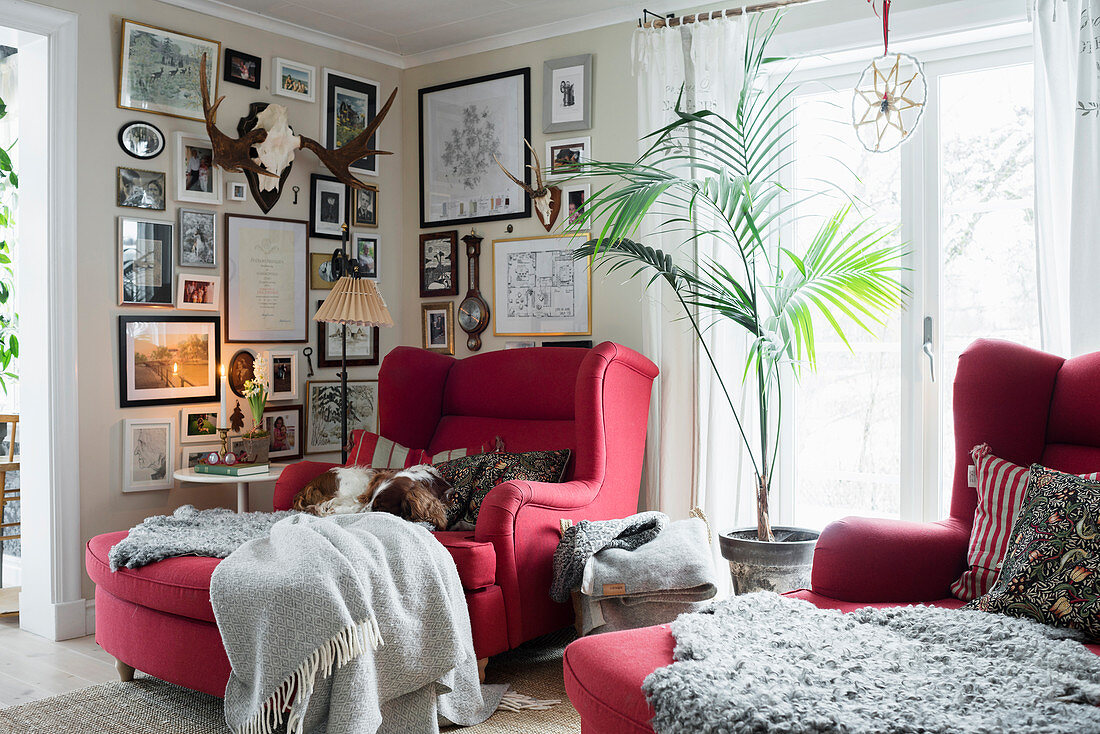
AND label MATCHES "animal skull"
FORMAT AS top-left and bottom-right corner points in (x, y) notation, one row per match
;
(250, 105), (300, 192)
